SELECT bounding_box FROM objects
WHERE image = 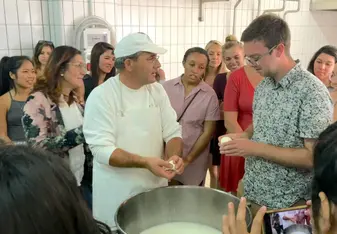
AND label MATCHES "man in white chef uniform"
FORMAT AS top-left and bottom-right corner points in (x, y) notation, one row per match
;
(83, 32), (184, 231)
